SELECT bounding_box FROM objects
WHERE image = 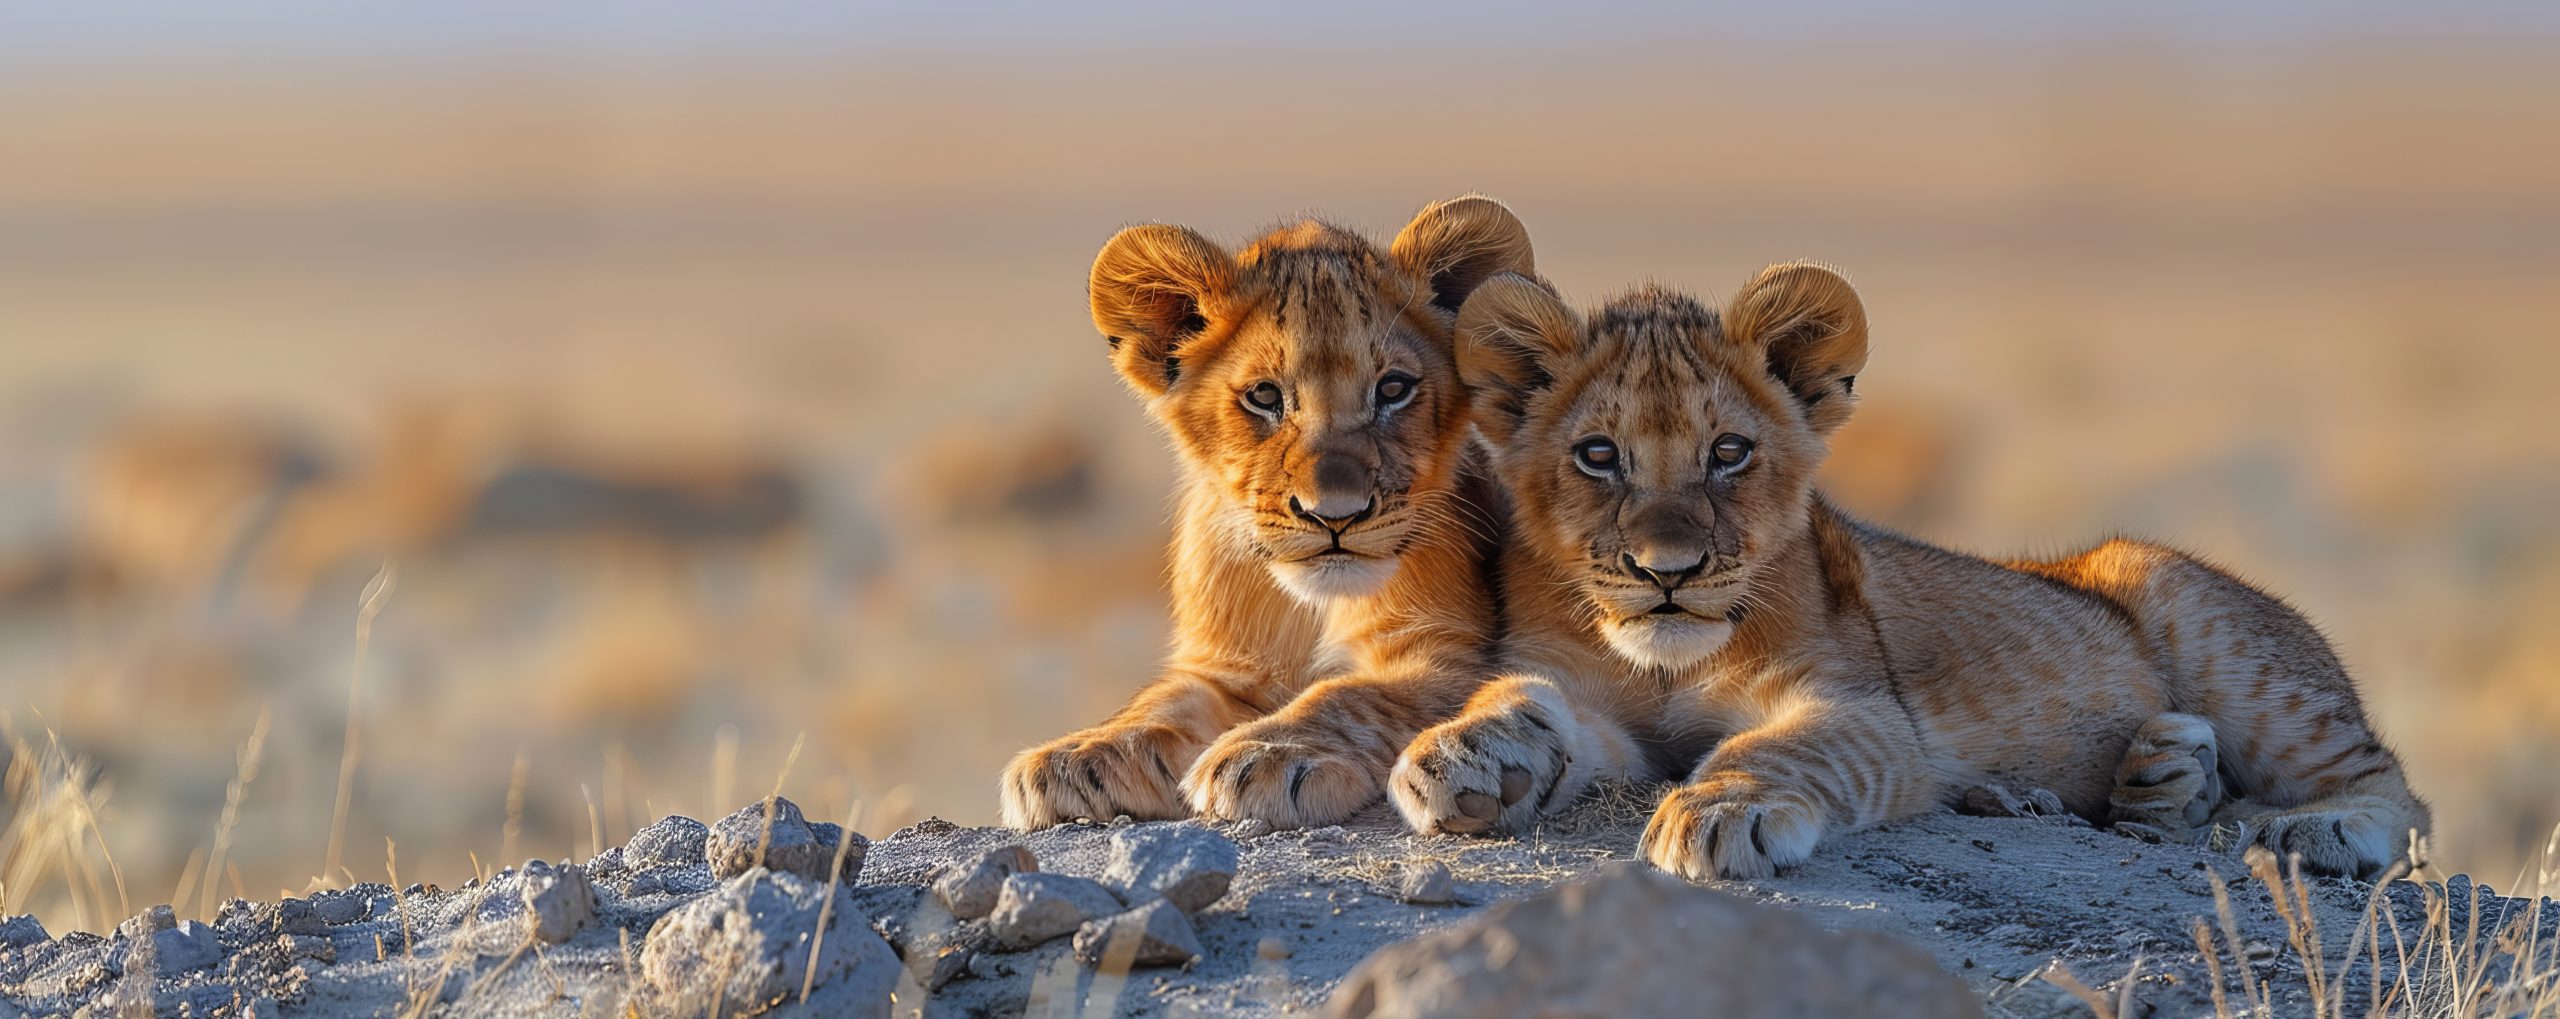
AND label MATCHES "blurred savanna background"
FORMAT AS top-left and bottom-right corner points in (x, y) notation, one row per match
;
(3, 1), (2556, 935)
